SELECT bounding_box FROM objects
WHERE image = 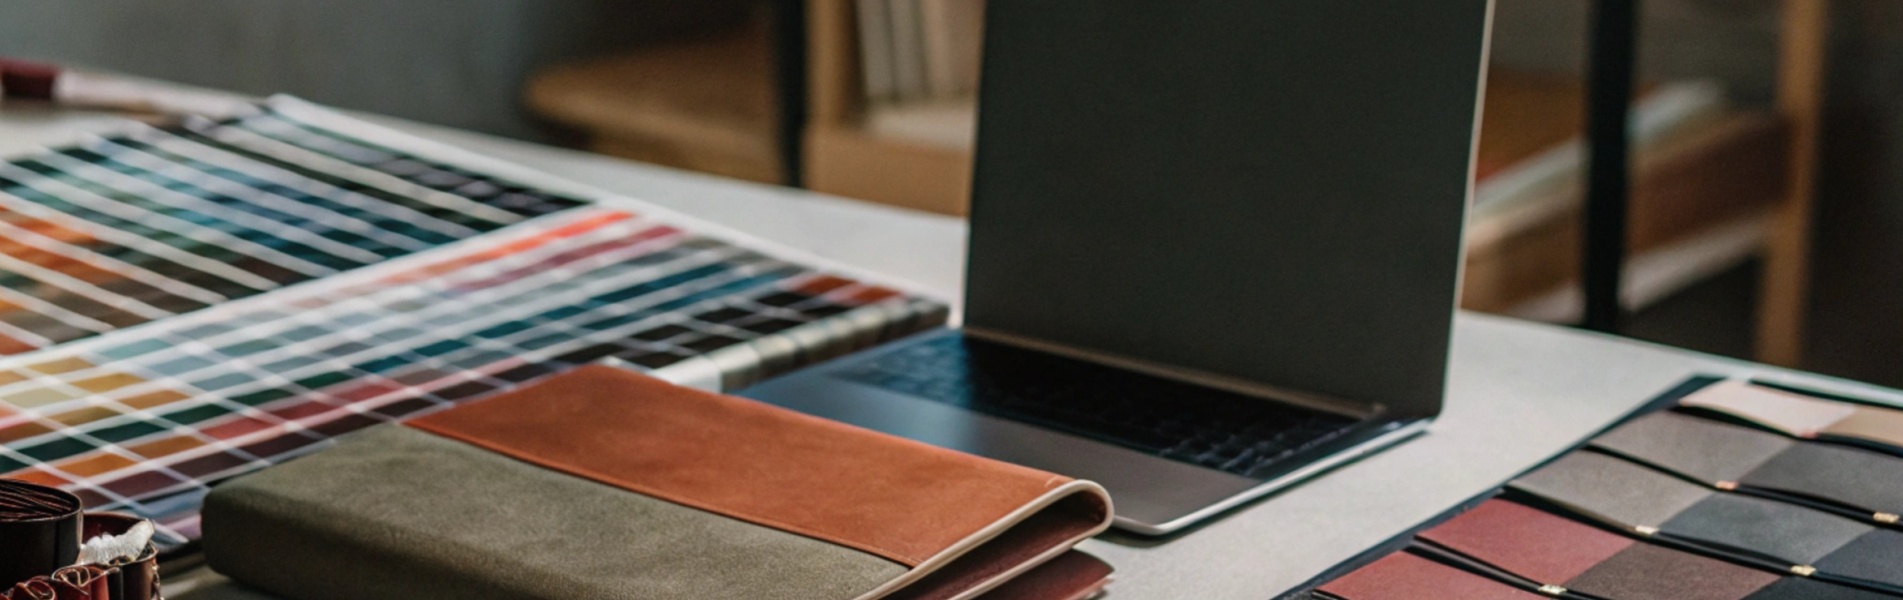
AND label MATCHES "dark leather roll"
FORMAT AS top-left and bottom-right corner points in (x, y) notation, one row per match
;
(78, 513), (157, 600)
(4, 577), (90, 600)
(0, 479), (82, 589)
